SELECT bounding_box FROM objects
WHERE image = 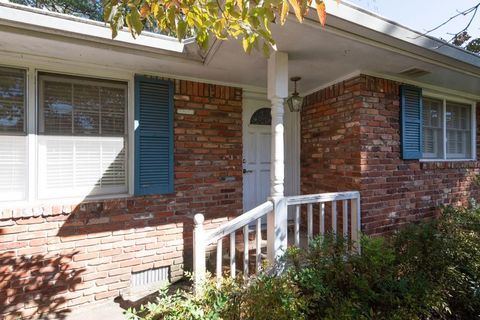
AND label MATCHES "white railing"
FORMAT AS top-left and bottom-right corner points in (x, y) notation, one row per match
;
(285, 191), (361, 249)
(193, 191), (361, 292)
(193, 201), (273, 288)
